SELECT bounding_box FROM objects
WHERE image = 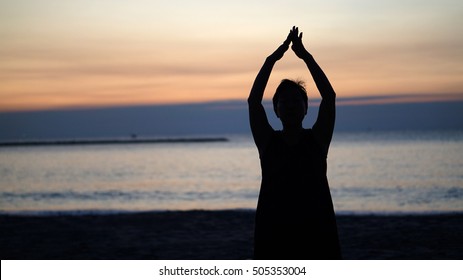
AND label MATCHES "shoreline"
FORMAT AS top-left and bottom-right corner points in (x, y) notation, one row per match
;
(1, 210), (462, 260)
(1, 208), (462, 217)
